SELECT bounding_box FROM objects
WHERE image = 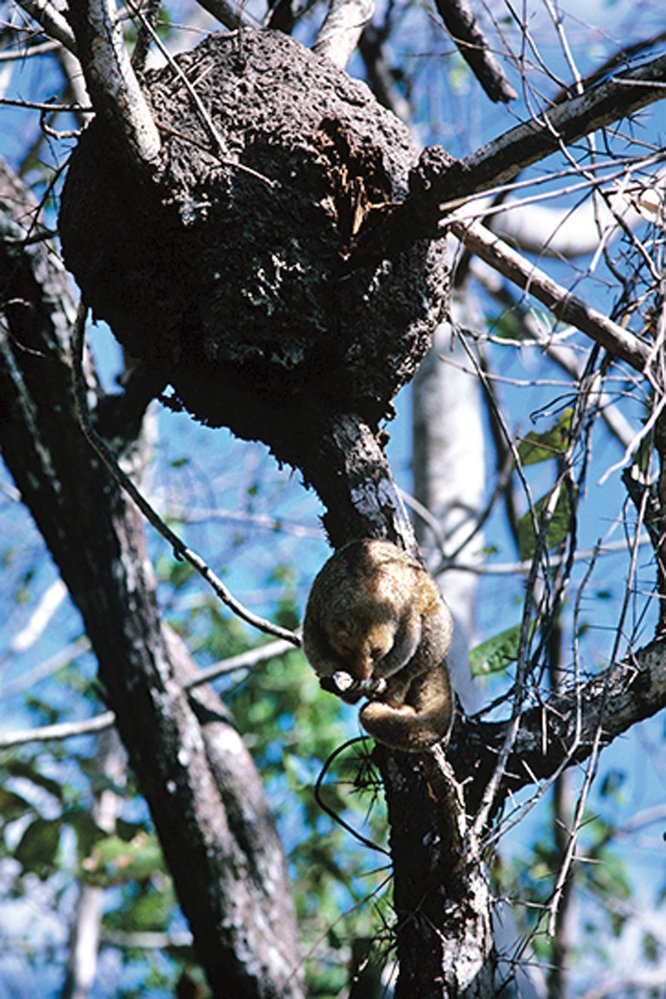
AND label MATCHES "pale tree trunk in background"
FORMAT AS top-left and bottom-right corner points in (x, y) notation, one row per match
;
(411, 297), (547, 999)
(412, 307), (485, 711)
(62, 731), (126, 999)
